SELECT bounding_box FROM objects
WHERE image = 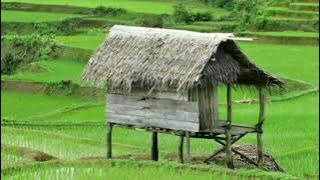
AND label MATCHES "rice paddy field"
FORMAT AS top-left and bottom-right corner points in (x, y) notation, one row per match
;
(1, 0), (319, 179)
(1, 0), (229, 15)
(1, 10), (84, 22)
